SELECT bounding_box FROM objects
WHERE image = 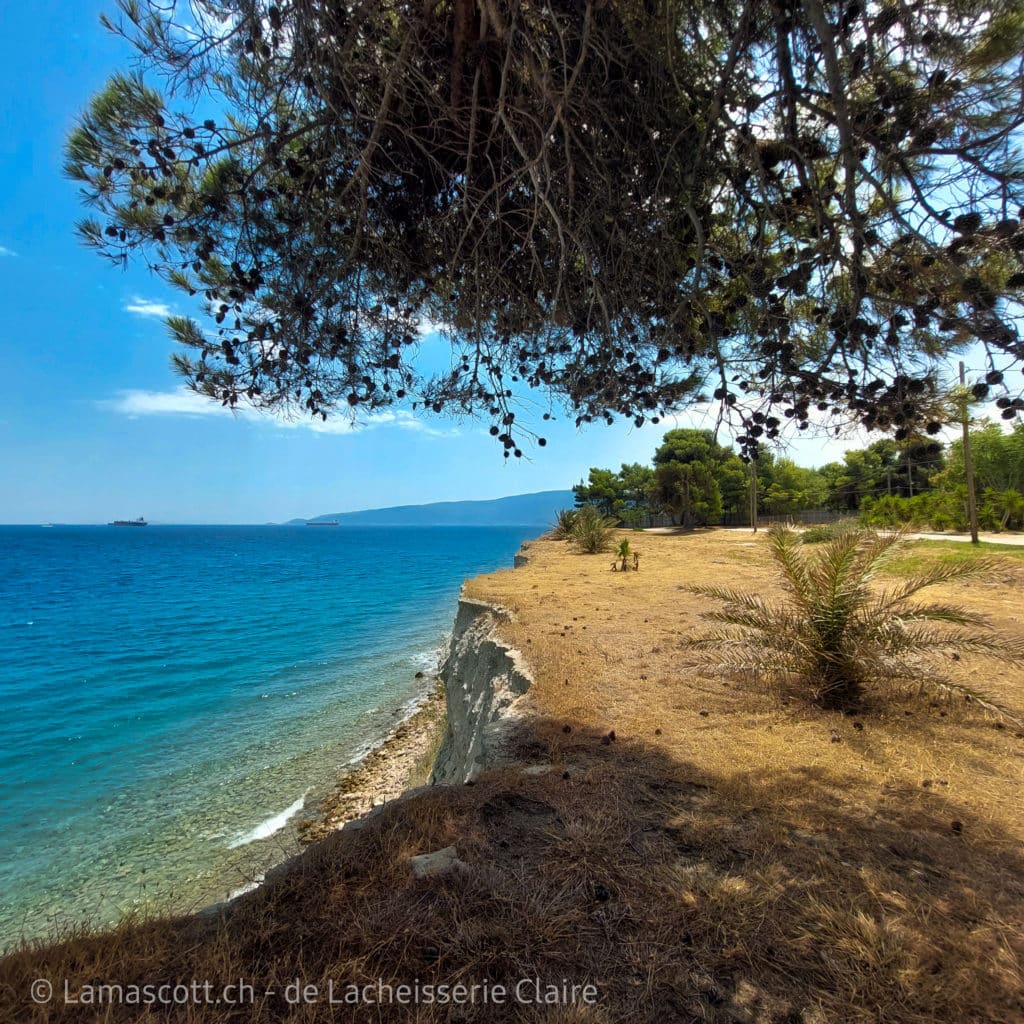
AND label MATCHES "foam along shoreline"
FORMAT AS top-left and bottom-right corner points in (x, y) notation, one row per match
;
(298, 677), (447, 843)
(201, 674), (447, 918)
(227, 792), (310, 849)
(227, 637), (449, 853)
(227, 874), (264, 901)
